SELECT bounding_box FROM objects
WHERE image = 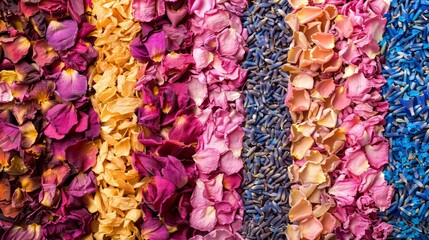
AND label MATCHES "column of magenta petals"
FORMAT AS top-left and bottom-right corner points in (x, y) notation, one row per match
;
(0, 1), (99, 239)
(283, 0), (393, 239)
(130, 0), (248, 238)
